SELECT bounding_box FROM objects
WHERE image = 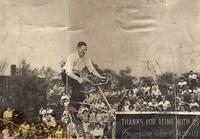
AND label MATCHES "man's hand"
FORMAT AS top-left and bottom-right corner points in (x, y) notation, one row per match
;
(78, 77), (92, 84)
(78, 78), (84, 84)
(82, 77), (92, 84)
